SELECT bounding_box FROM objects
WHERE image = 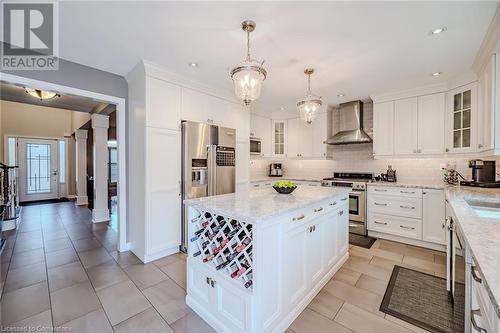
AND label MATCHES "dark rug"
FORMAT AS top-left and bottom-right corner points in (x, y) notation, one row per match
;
(349, 233), (376, 249)
(380, 265), (465, 333)
(20, 198), (70, 206)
